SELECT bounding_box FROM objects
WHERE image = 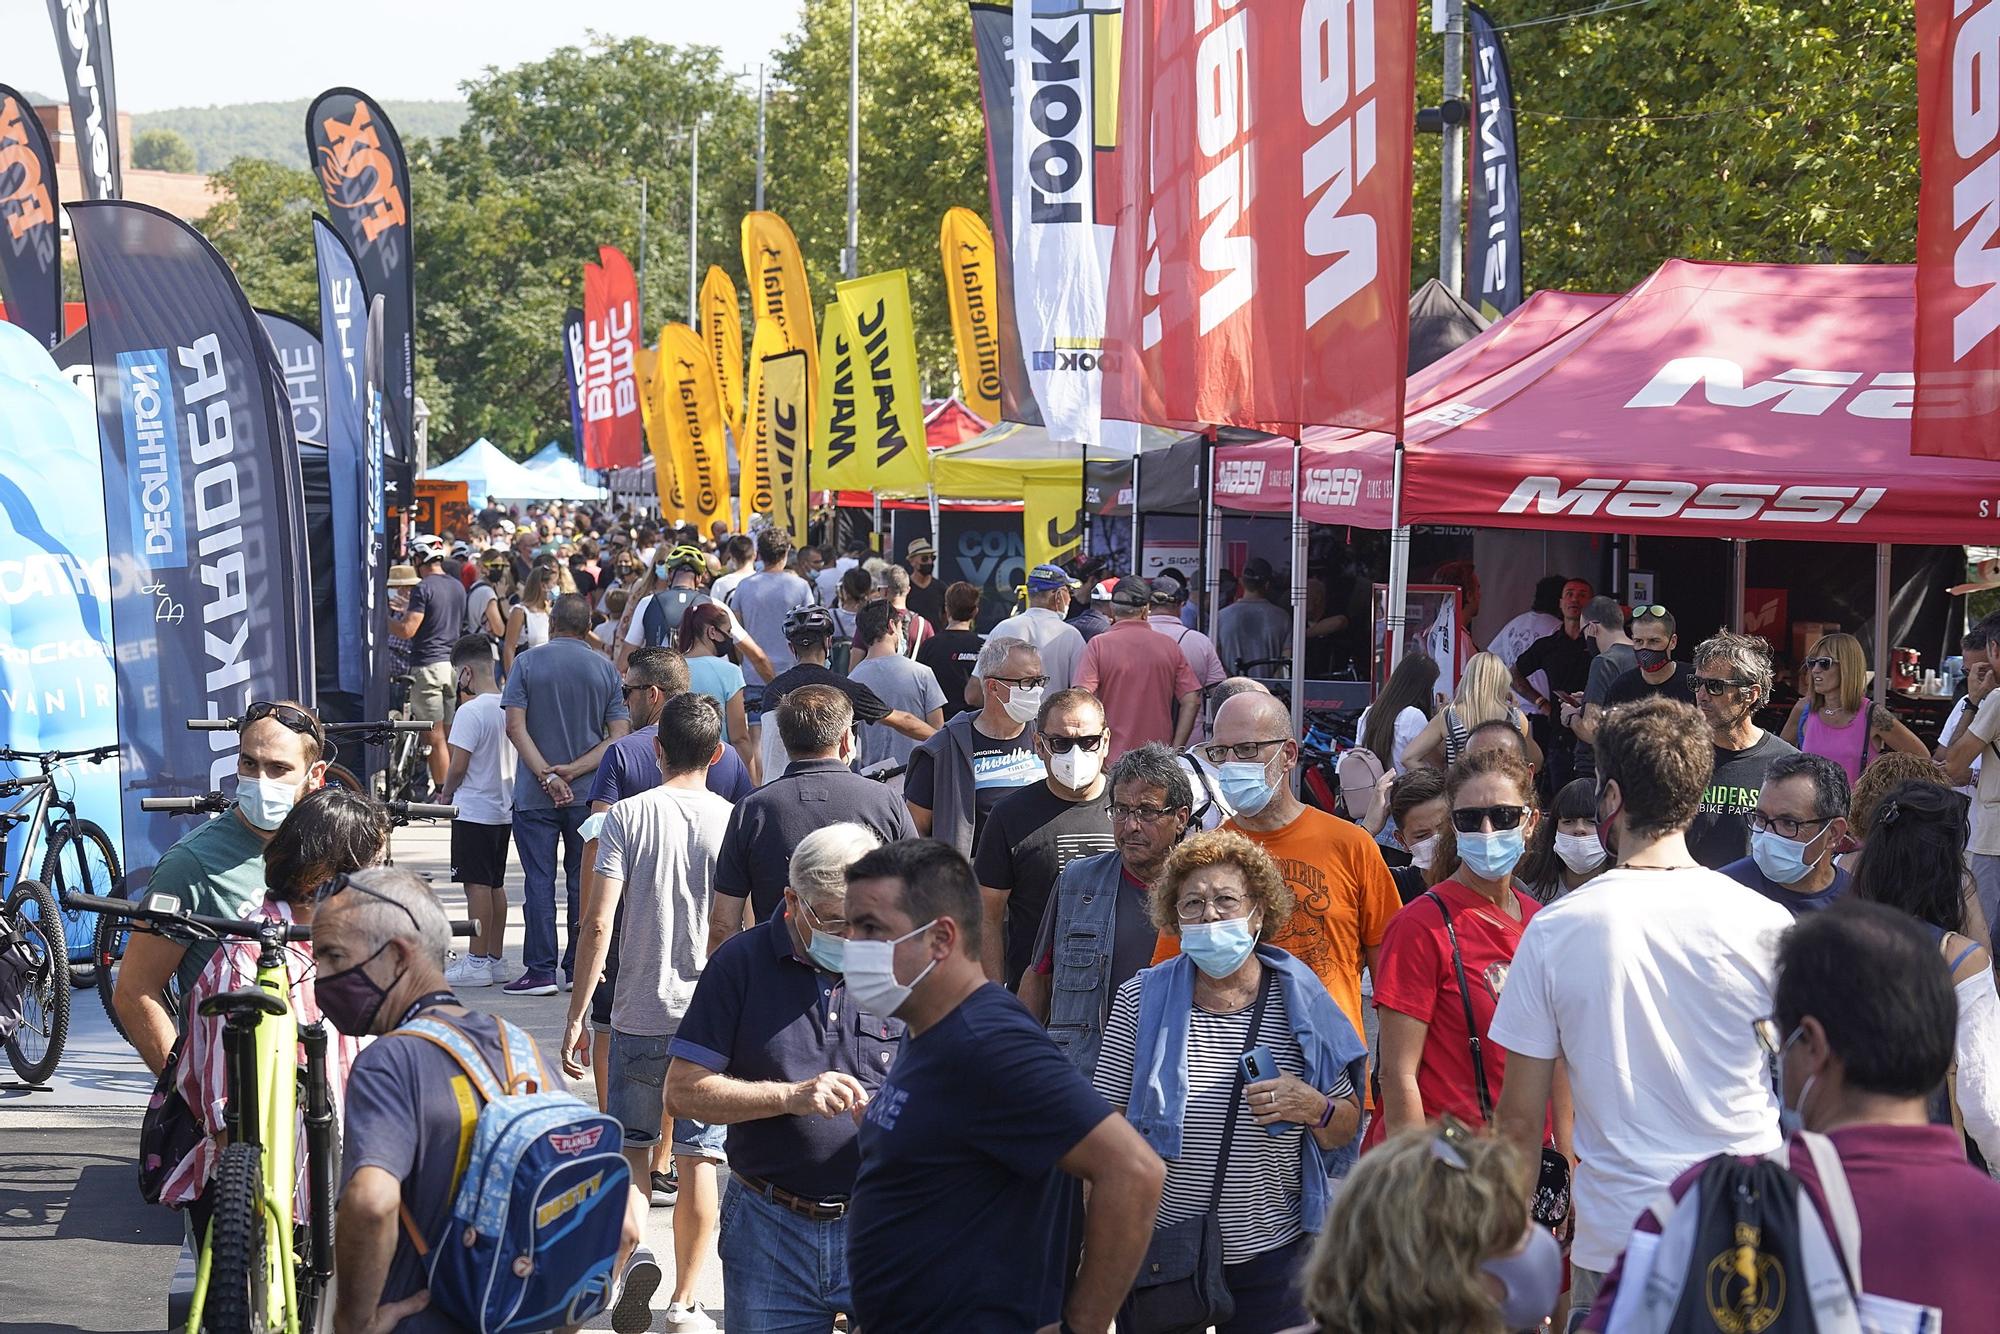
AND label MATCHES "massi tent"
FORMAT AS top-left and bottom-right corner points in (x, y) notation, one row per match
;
(427, 438), (581, 503)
